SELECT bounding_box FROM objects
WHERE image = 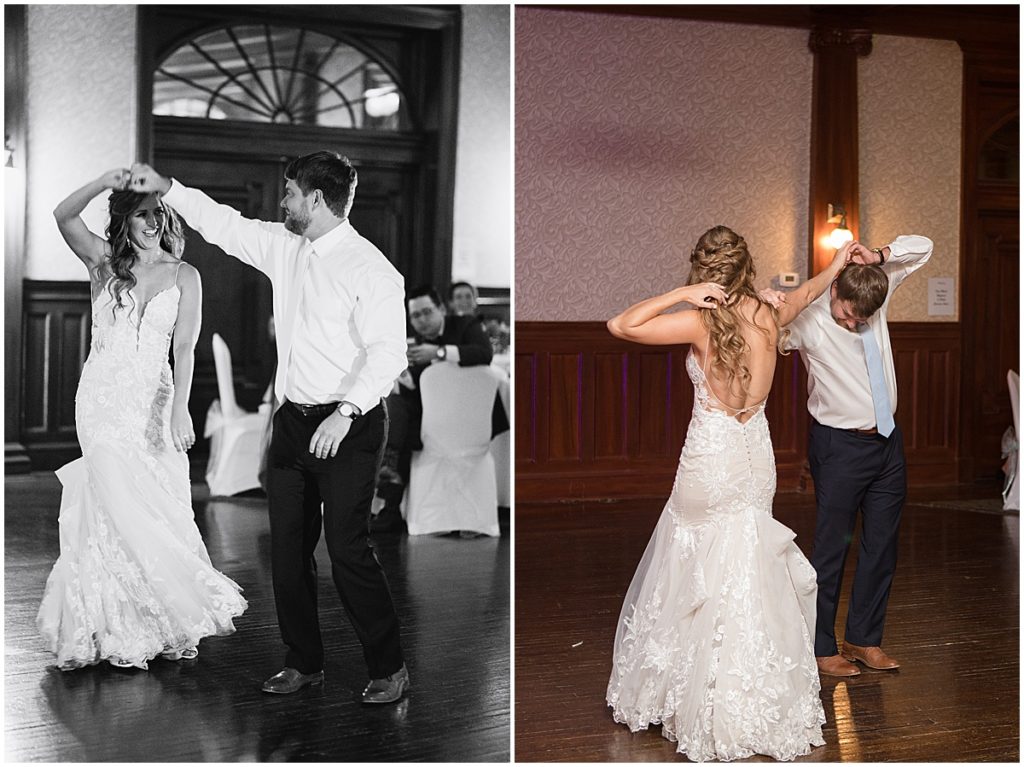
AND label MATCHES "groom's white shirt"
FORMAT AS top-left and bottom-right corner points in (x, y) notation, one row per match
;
(163, 180), (407, 413)
(781, 235), (932, 431)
